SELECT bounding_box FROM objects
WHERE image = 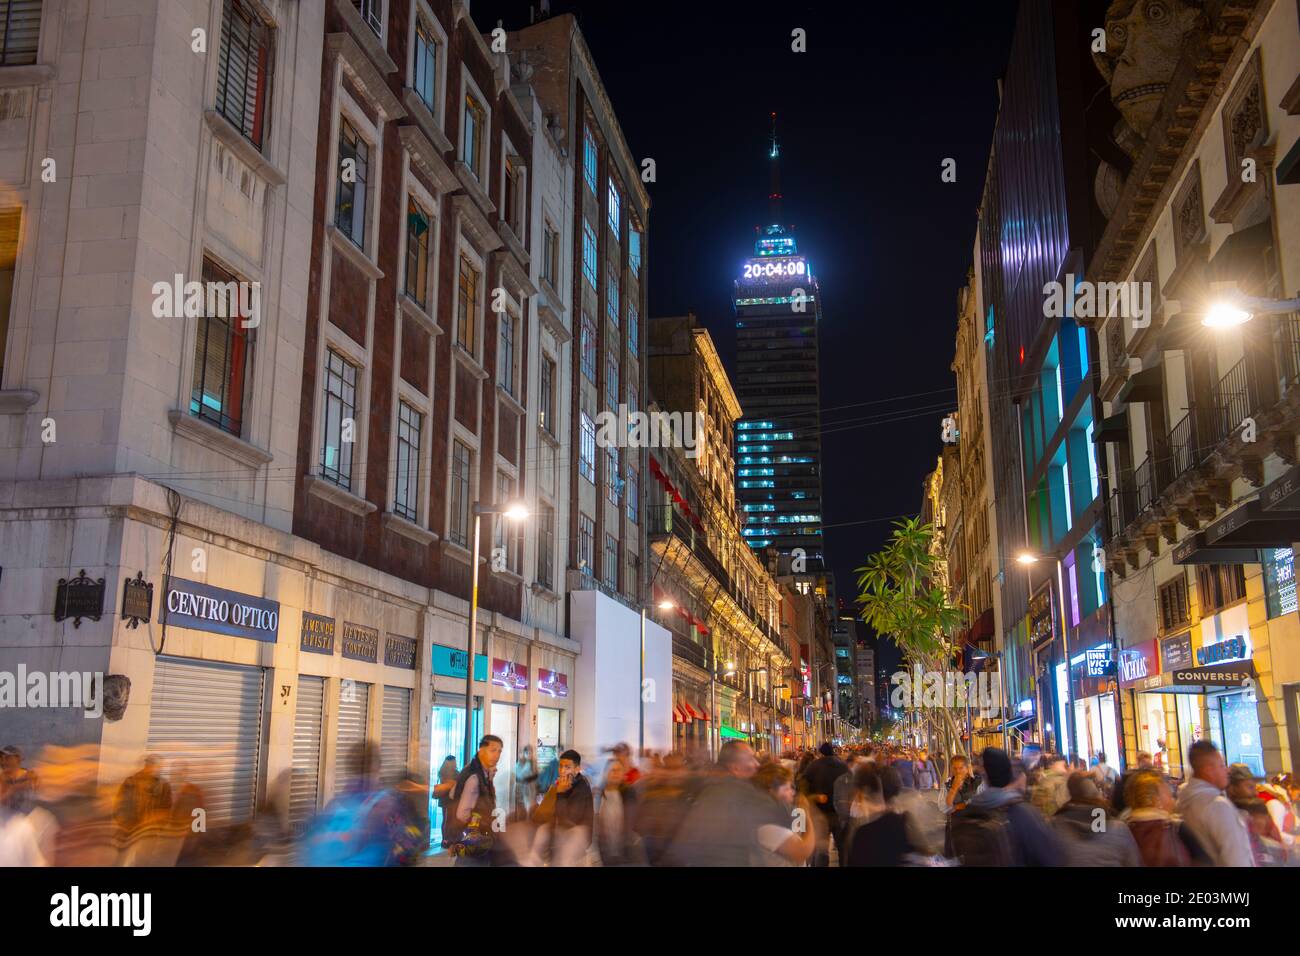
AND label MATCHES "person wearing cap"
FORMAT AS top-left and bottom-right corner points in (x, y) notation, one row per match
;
(1175, 741), (1254, 867)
